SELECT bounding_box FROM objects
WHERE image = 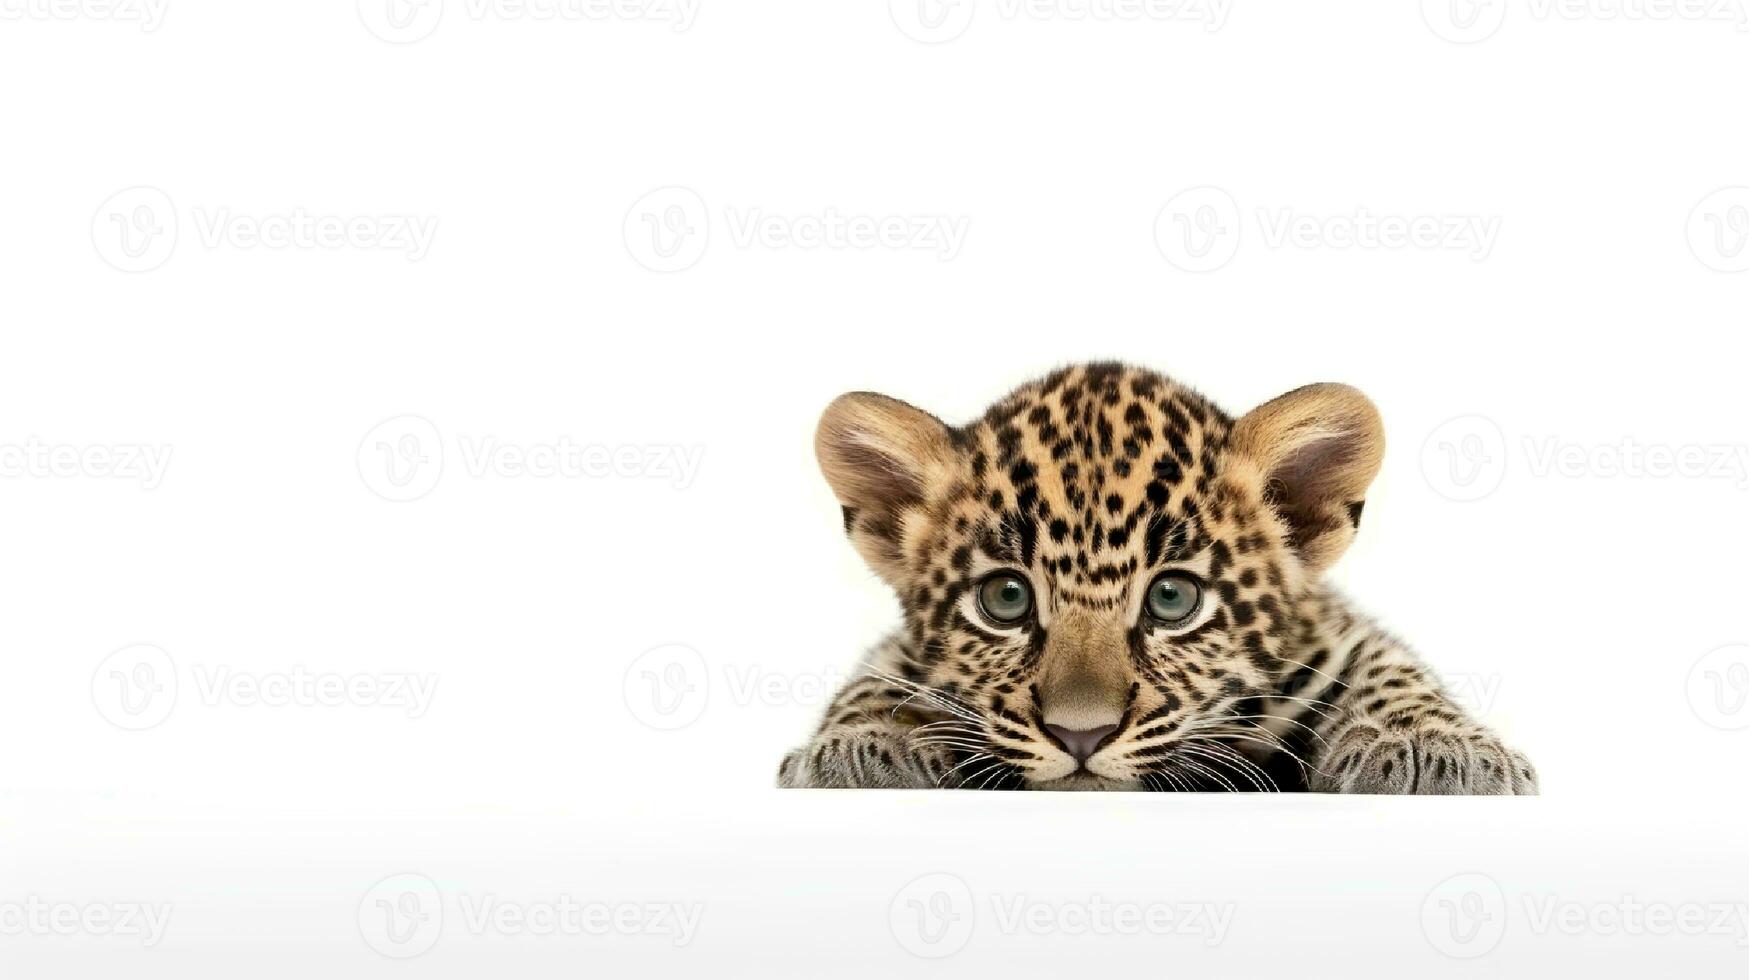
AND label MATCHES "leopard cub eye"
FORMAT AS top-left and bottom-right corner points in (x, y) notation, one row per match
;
(977, 572), (1033, 625)
(1145, 572), (1202, 626)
